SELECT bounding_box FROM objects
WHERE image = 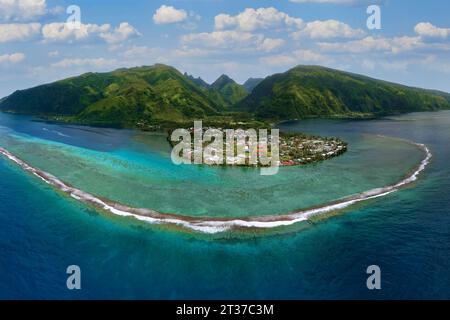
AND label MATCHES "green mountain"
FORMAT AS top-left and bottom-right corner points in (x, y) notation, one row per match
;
(0, 64), (222, 127)
(184, 73), (210, 89)
(1, 64), (450, 128)
(210, 74), (249, 107)
(243, 78), (264, 93)
(237, 65), (450, 120)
